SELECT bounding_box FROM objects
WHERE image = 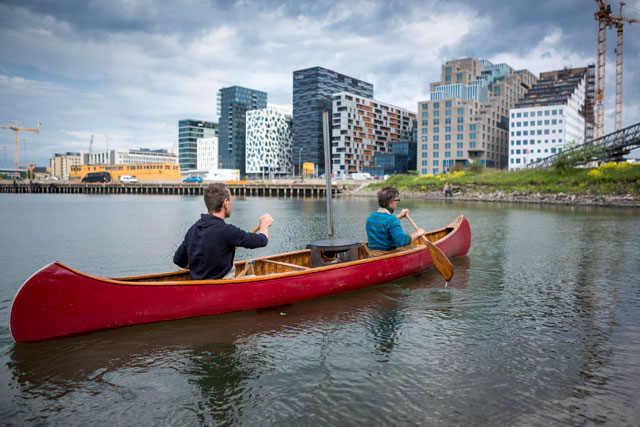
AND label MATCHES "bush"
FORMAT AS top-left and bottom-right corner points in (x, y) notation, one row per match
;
(469, 160), (483, 173)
